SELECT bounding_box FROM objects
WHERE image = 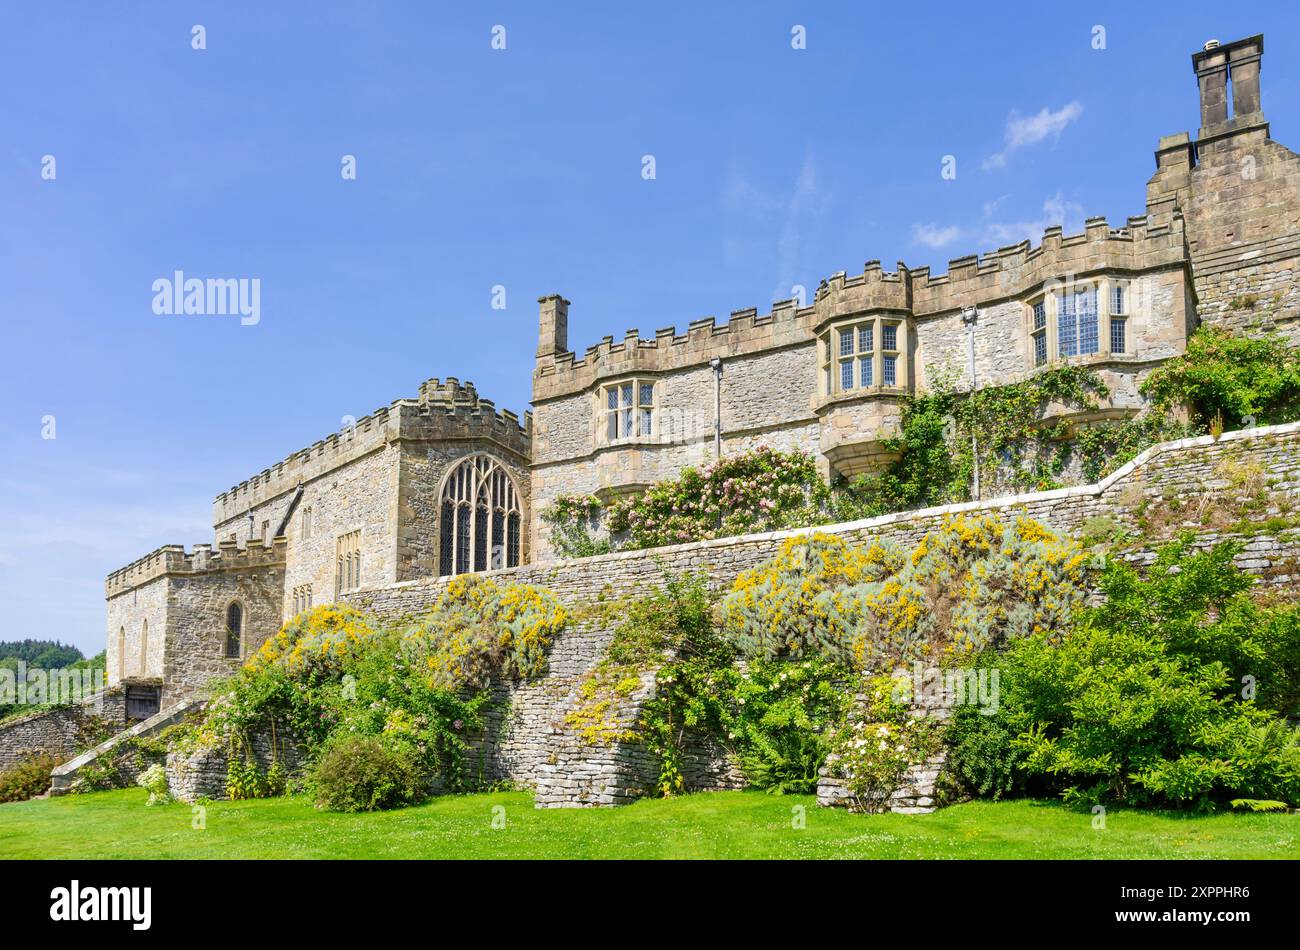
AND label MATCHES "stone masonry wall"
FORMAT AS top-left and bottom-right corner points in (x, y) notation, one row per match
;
(162, 563), (285, 705)
(106, 575), (167, 686)
(362, 423), (1300, 623)
(167, 726), (303, 803)
(0, 689), (127, 770)
(344, 422), (1300, 807)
